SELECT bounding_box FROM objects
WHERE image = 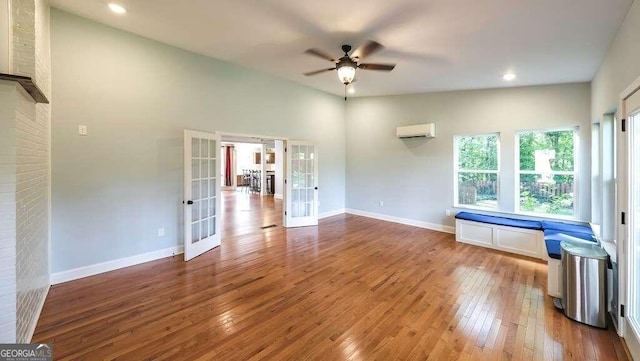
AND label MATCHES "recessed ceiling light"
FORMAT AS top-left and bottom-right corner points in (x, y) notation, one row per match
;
(503, 72), (516, 81)
(108, 3), (126, 14)
(348, 87), (355, 94)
